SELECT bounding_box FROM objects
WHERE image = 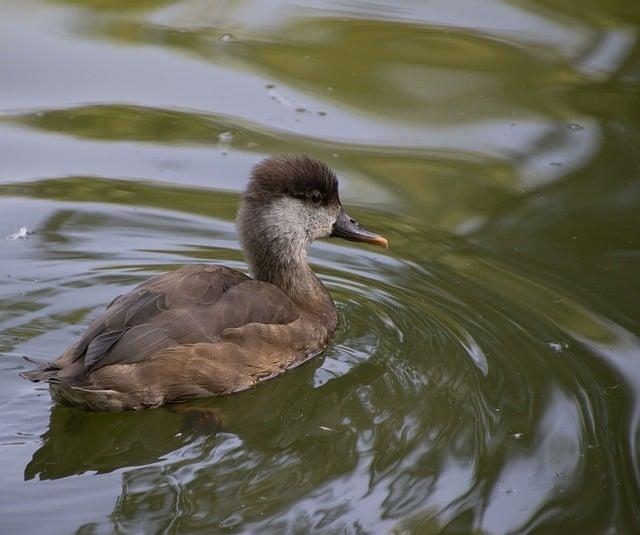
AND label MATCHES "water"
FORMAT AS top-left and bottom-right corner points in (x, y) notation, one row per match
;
(1, 1), (639, 533)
